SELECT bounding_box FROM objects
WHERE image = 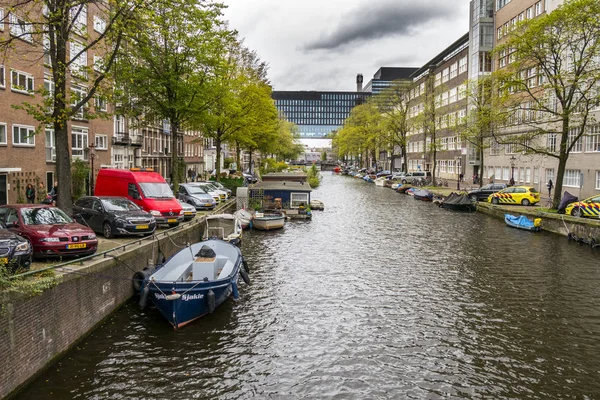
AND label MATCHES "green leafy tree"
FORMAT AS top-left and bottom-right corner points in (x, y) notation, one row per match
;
(493, 0), (600, 207)
(0, 0), (144, 214)
(334, 102), (382, 168)
(115, 0), (232, 192)
(372, 80), (412, 173)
